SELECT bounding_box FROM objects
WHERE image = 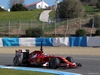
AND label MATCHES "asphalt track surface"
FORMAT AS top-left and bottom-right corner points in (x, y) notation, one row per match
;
(0, 54), (100, 75)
